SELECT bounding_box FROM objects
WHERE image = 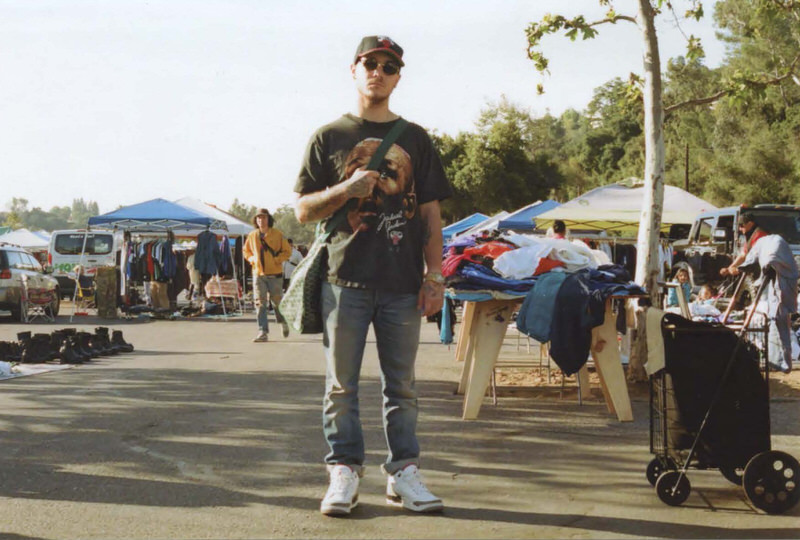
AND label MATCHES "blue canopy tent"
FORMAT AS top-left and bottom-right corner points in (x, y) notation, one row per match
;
(442, 213), (489, 242)
(497, 200), (561, 231)
(88, 198), (227, 232)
